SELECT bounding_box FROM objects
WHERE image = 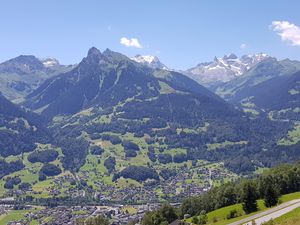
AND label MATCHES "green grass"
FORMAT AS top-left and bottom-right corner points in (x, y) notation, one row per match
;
(243, 108), (260, 116)
(204, 200), (266, 225)
(206, 141), (248, 151)
(241, 102), (256, 108)
(115, 177), (141, 188)
(278, 123), (300, 145)
(280, 192), (300, 202)
(72, 210), (88, 215)
(273, 207), (300, 224)
(122, 206), (138, 214)
(158, 81), (176, 94)
(293, 107), (300, 113)
(30, 220), (39, 225)
(187, 192), (300, 225)
(167, 148), (187, 156)
(0, 209), (38, 224)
